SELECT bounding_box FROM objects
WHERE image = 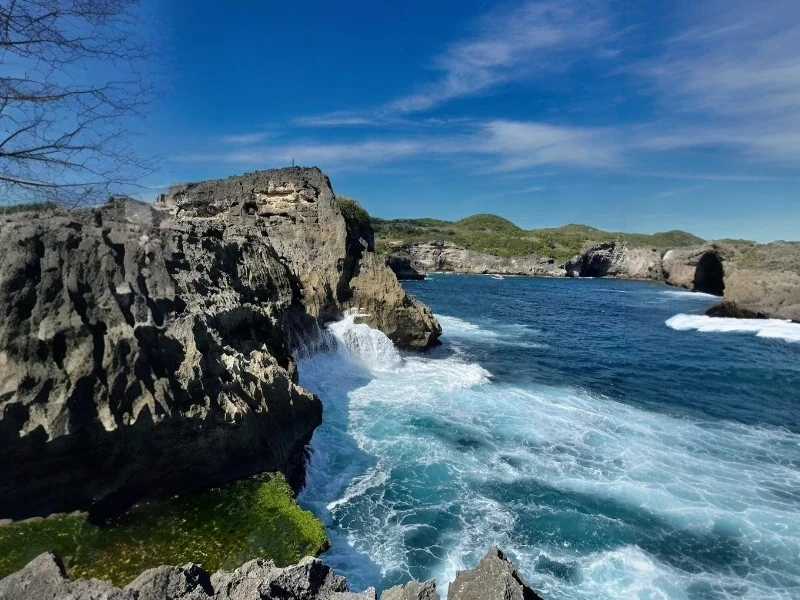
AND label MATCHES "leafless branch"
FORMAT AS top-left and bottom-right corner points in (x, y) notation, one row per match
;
(0, 0), (155, 207)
